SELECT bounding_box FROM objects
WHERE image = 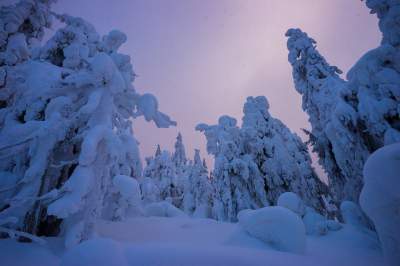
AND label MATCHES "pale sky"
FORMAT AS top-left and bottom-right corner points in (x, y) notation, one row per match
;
(50, 0), (381, 176)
